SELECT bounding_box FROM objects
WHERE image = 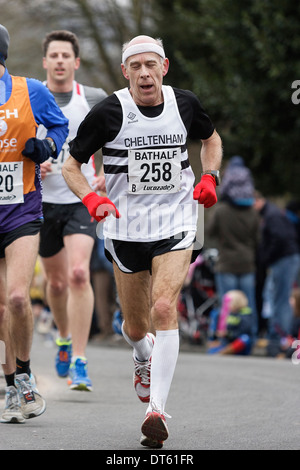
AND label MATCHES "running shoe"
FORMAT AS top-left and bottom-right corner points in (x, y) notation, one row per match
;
(15, 373), (46, 419)
(140, 410), (169, 448)
(68, 357), (93, 391)
(112, 309), (123, 335)
(55, 337), (72, 377)
(0, 386), (25, 424)
(133, 332), (155, 403)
